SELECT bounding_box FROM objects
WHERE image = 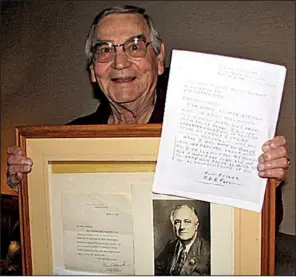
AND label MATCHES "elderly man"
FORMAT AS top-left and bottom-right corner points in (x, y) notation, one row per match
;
(6, 6), (290, 210)
(155, 204), (210, 276)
